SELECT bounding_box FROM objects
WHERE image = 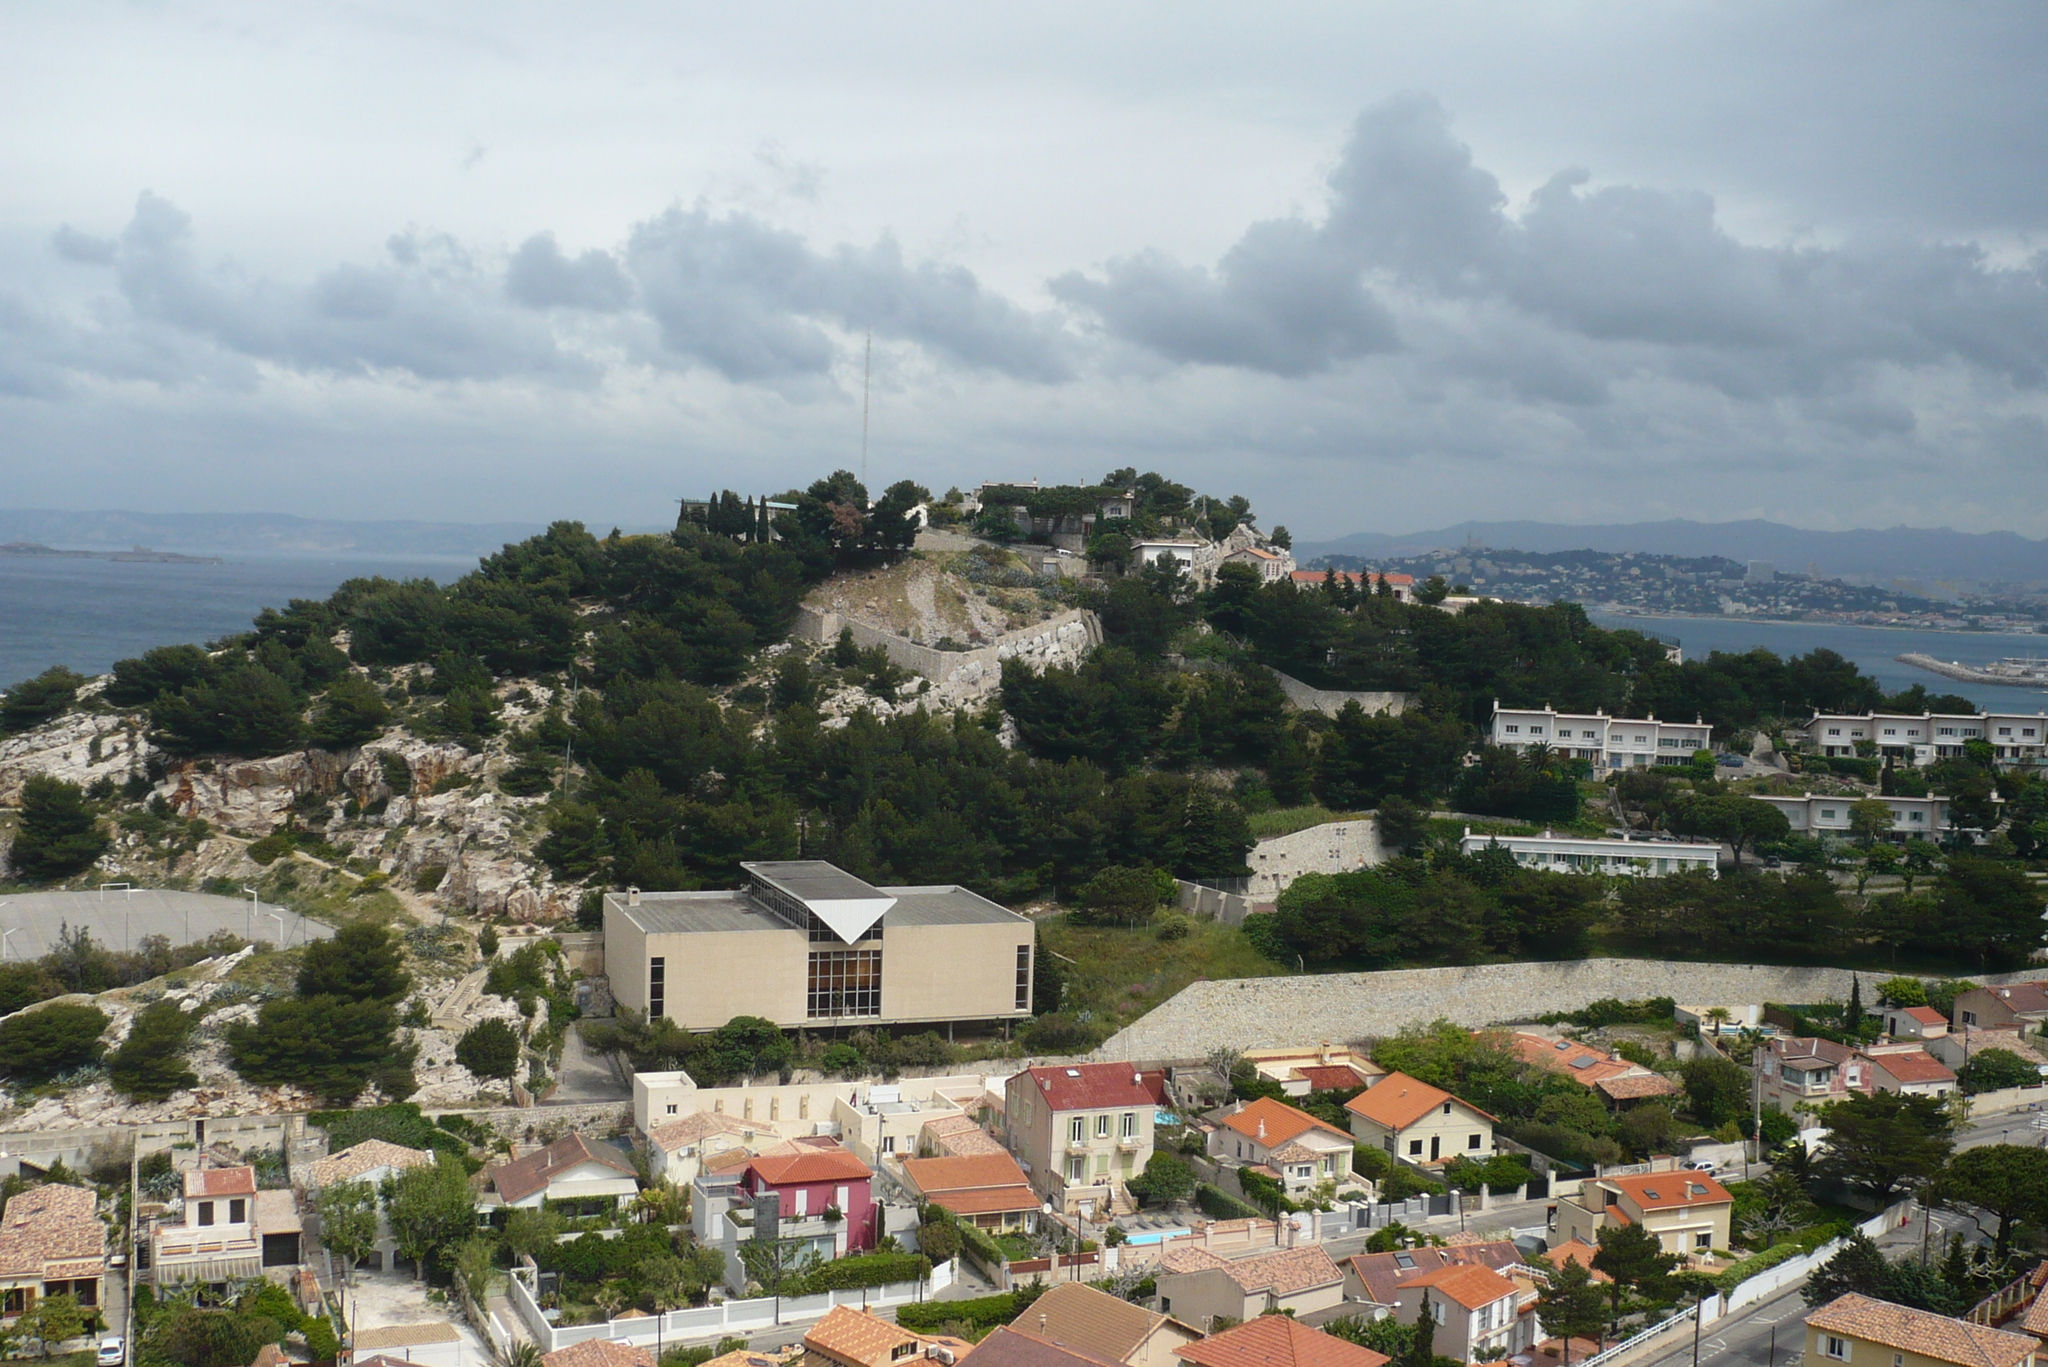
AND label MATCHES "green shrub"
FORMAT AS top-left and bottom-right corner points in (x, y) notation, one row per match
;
(896, 1284), (1043, 1333)
(1195, 1183), (1264, 1220)
(247, 832), (294, 865)
(413, 863), (449, 893)
(795, 1251), (931, 1292)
